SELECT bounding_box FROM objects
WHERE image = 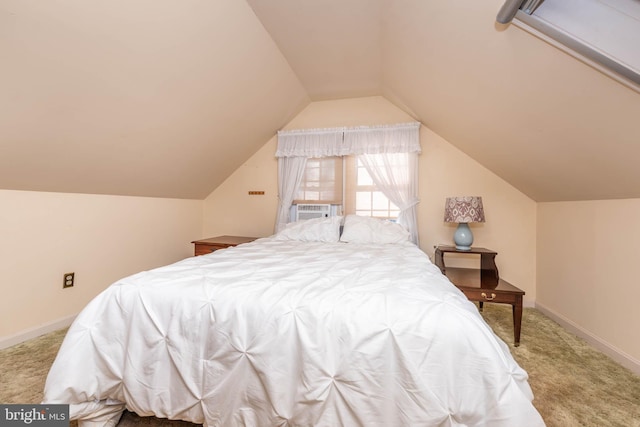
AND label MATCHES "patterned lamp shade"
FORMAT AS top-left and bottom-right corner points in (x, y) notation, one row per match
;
(444, 196), (485, 224)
